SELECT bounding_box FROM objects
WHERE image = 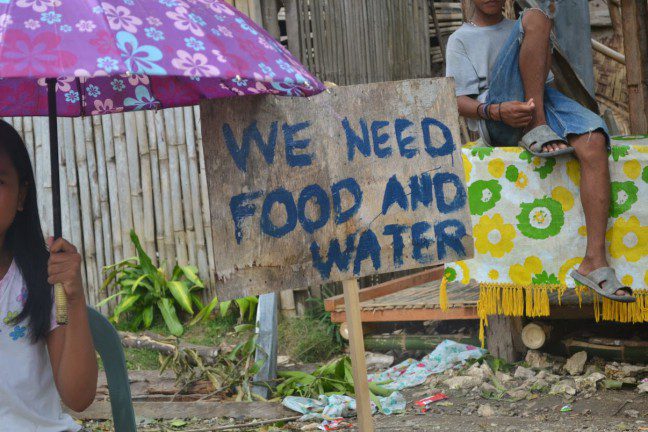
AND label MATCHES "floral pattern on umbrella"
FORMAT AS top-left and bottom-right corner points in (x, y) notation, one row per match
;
(0, 0), (324, 116)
